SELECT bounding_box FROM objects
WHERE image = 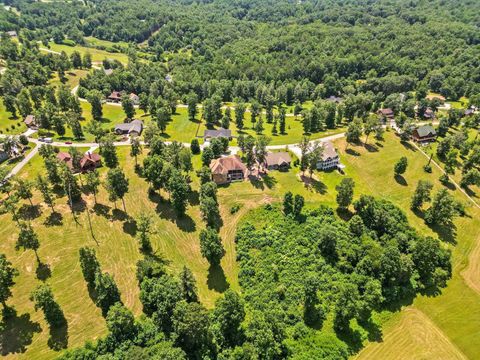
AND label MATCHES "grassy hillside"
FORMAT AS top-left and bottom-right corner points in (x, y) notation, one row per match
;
(1, 130), (480, 358)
